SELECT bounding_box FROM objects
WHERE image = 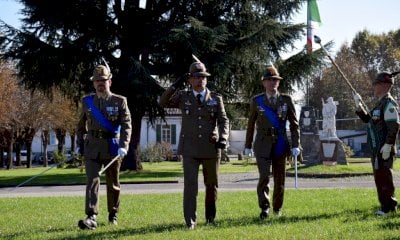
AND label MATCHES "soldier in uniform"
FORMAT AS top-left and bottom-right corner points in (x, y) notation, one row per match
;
(76, 65), (132, 229)
(159, 62), (229, 229)
(244, 64), (300, 219)
(353, 71), (400, 215)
